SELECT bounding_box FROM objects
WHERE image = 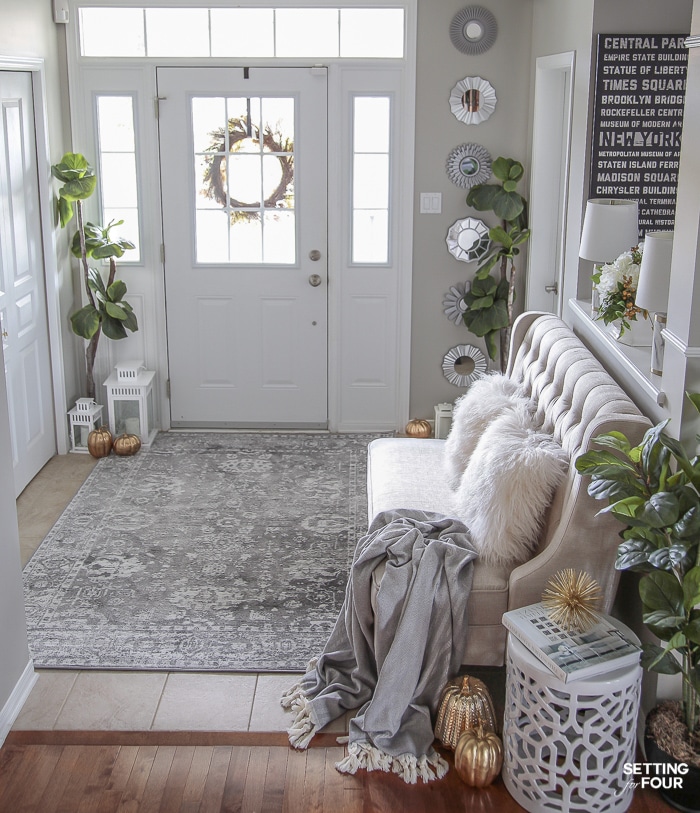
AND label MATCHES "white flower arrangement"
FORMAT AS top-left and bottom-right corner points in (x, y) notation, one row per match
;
(592, 245), (647, 336)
